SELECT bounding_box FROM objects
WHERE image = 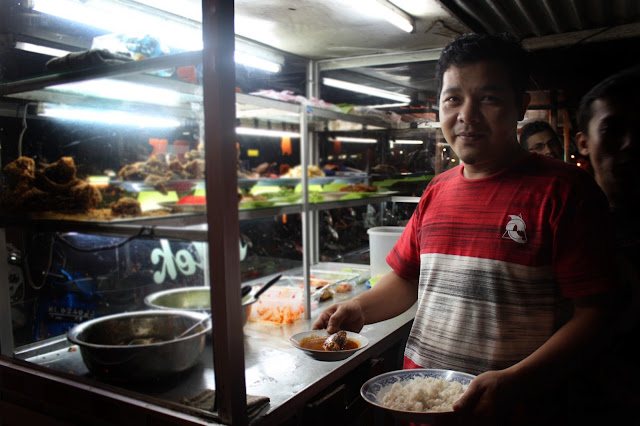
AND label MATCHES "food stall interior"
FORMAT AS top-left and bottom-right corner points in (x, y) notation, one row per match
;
(1, 0), (639, 425)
